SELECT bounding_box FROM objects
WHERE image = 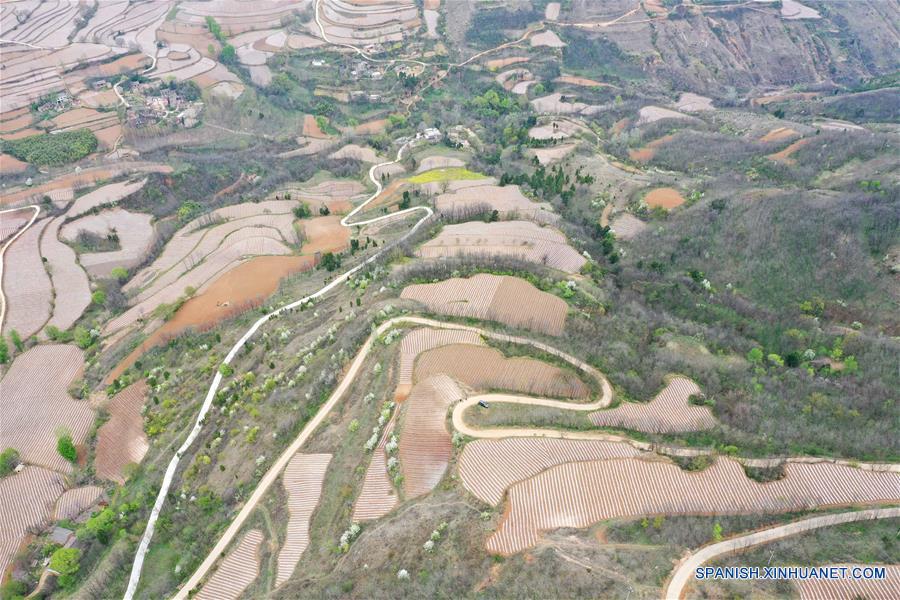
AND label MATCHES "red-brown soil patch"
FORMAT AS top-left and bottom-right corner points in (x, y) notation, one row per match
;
(554, 75), (612, 88)
(354, 118), (388, 135)
(628, 133), (674, 162)
(95, 380), (149, 483)
(767, 138), (809, 165)
(485, 56), (529, 70)
(303, 114), (328, 139)
(105, 255), (314, 383)
(760, 126), (800, 143)
(300, 215), (350, 255)
(0, 153), (28, 174)
(1, 163), (171, 206)
(0, 111), (34, 134)
(97, 53), (152, 77)
(644, 187), (685, 210)
(0, 127), (43, 141)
